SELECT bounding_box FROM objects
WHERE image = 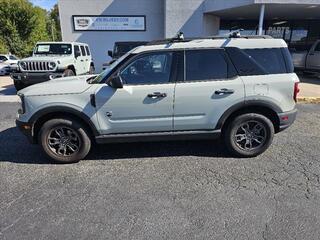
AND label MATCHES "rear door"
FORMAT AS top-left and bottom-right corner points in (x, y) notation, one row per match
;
(306, 41), (320, 70)
(73, 45), (84, 75)
(80, 45), (88, 73)
(173, 49), (245, 131)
